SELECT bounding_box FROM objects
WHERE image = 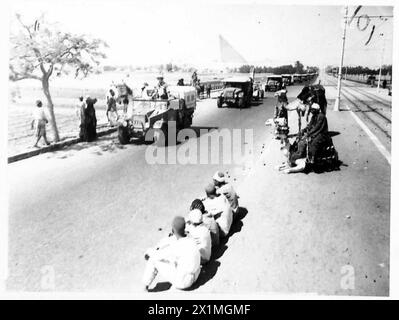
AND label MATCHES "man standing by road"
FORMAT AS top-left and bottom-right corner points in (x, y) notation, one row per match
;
(142, 216), (201, 291)
(31, 100), (50, 148)
(76, 96), (86, 137)
(206, 83), (212, 98)
(106, 89), (118, 125)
